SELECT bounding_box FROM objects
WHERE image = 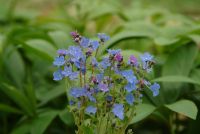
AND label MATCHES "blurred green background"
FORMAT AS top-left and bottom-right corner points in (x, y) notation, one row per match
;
(0, 0), (200, 134)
